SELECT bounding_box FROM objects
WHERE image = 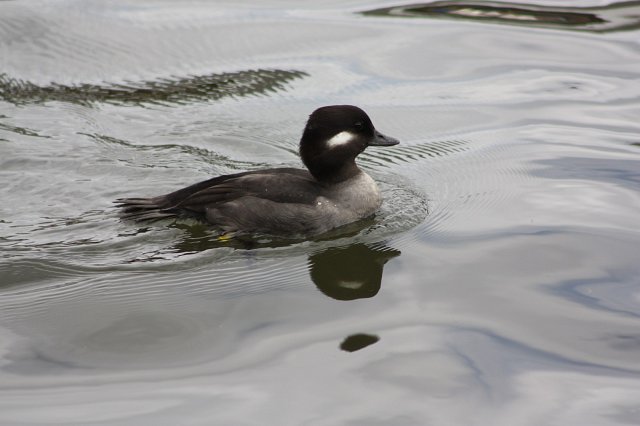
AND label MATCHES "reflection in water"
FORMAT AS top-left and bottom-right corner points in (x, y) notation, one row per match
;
(340, 333), (380, 352)
(158, 216), (381, 253)
(361, 1), (640, 33)
(3, 0), (640, 421)
(166, 224), (401, 302)
(309, 243), (401, 300)
(0, 118), (50, 139)
(0, 69), (308, 106)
